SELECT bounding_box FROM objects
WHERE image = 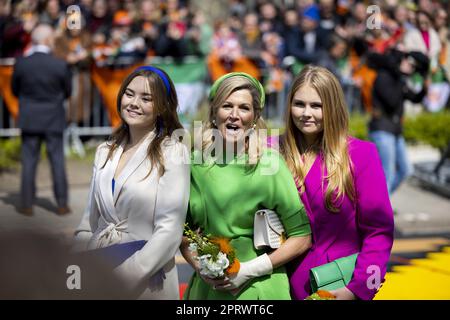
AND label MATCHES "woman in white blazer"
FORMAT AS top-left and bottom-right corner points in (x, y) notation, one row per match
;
(404, 10), (441, 70)
(74, 66), (190, 299)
